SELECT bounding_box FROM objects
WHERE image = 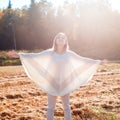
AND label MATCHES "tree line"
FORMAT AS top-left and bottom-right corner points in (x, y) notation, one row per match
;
(0, 0), (120, 60)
